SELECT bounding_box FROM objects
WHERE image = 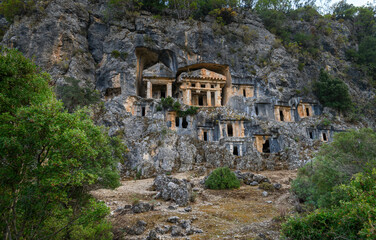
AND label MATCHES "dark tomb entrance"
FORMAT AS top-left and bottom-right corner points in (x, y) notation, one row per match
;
(227, 124), (233, 137)
(262, 140), (270, 153)
(280, 110), (284, 121)
(233, 146), (239, 156)
(182, 117), (188, 128)
(199, 95), (204, 106)
(323, 133), (327, 141)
